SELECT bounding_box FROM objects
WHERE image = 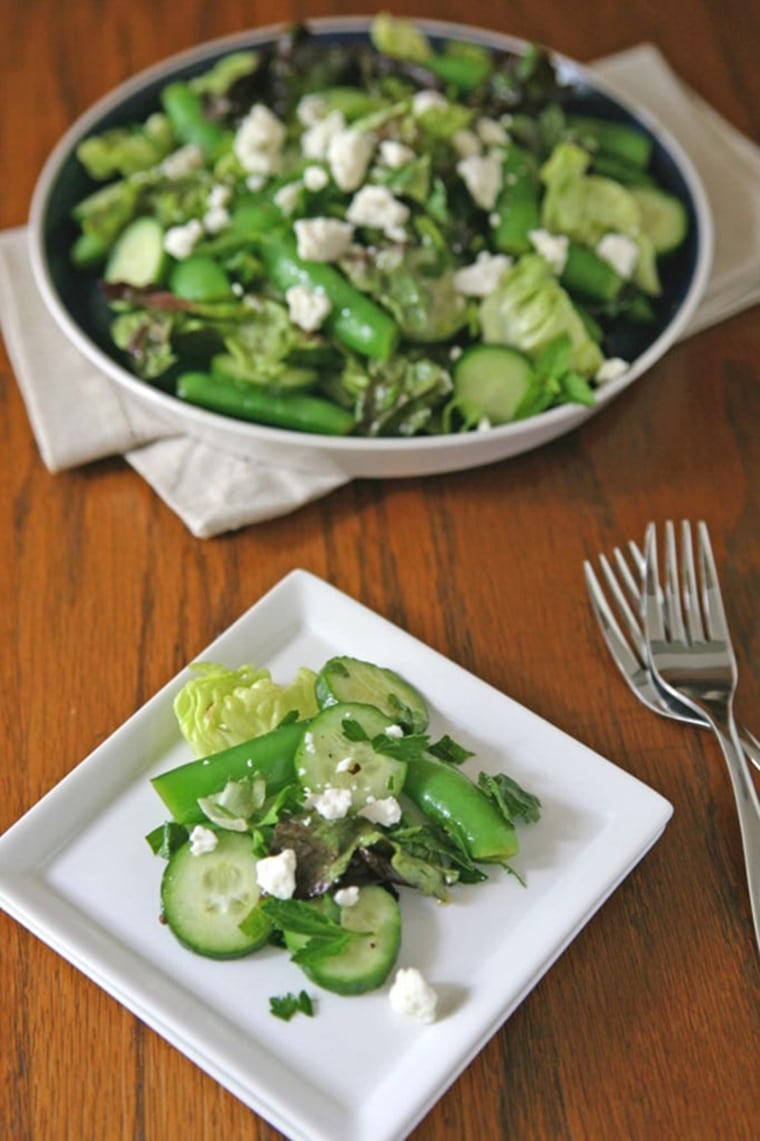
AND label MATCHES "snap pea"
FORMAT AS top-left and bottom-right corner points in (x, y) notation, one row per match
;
(491, 146), (541, 256)
(258, 234), (400, 361)
(567, 114), (653, 170)
(160, 81), (231, 157)
(403, 754), (519, 862)
(169, 254), (234, 302)
(151, 720), (306, 824)
(560, 242), (624, 303)
(176, 369), (356, 435)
